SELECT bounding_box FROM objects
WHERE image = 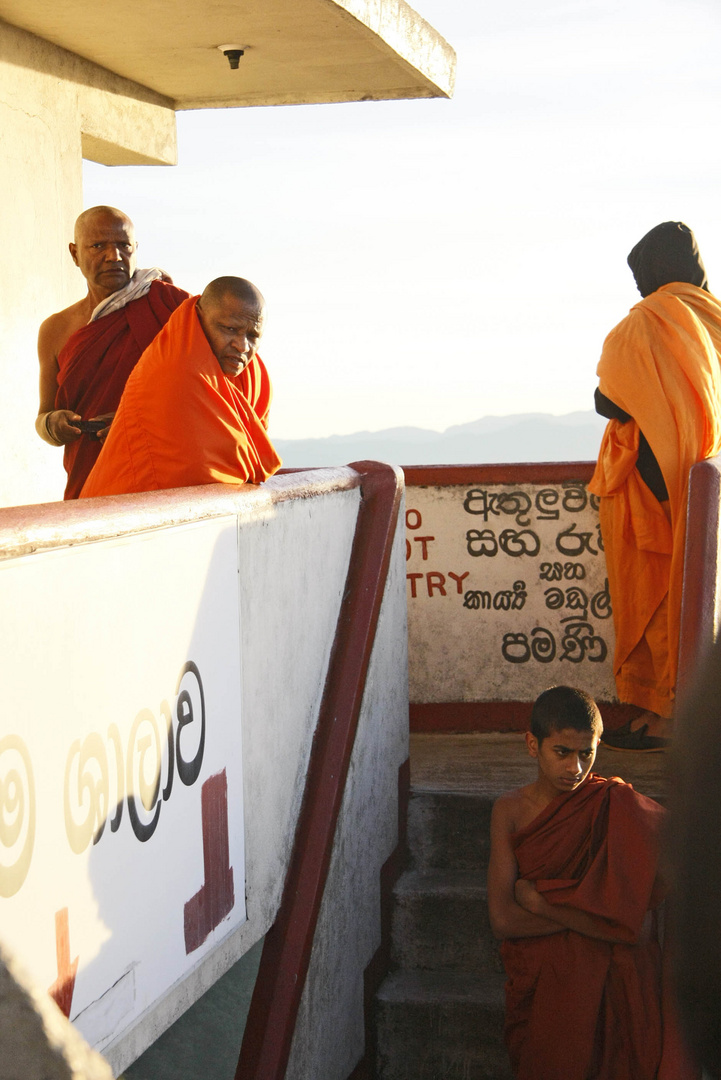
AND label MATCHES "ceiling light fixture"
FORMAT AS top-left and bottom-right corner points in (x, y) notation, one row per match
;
(216, 44), (248, 70)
